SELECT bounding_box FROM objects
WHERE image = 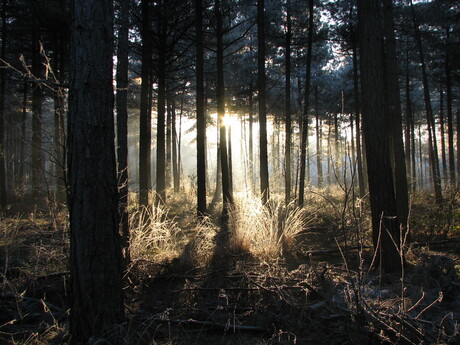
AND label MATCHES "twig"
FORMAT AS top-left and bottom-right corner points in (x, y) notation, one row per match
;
(153, 318), (268, 333)
(415, 292), (443, 320)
